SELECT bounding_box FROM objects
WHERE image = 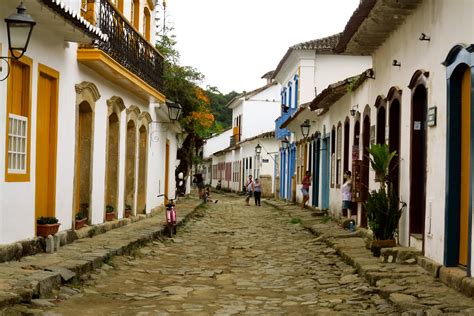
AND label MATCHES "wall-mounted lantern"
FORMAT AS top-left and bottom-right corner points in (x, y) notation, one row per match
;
(300, 119), (310, 139)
